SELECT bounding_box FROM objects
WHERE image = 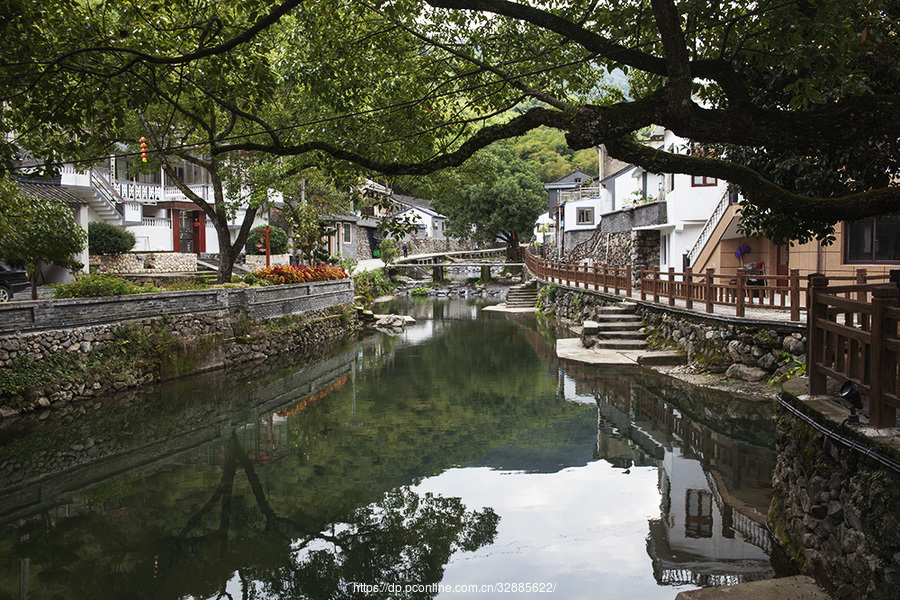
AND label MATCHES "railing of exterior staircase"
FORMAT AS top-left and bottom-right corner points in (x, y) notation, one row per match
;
(524, 250), (632, 296)
(89, 169), (125, 214)
(807, 271), (900, 428)
(685, 189), (737, 267)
